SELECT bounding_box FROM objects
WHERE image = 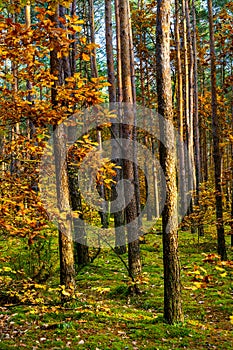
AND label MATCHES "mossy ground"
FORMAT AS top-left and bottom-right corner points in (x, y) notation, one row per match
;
(0, 223), (233, 349)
